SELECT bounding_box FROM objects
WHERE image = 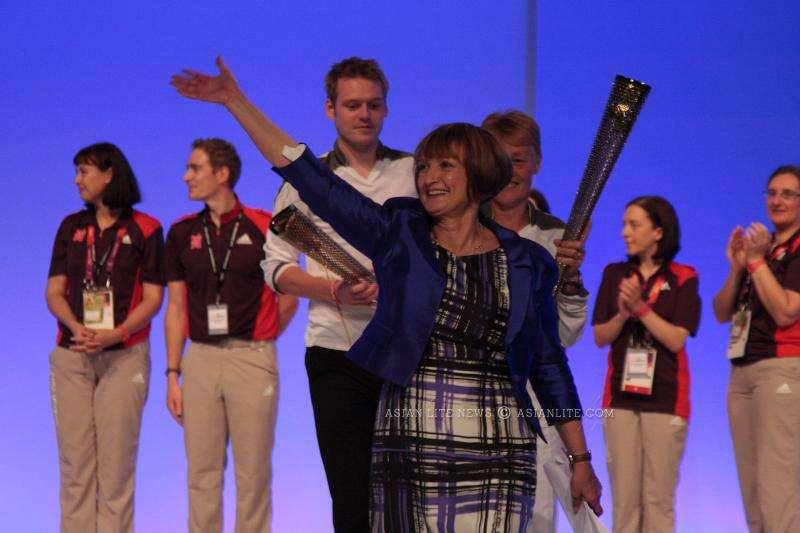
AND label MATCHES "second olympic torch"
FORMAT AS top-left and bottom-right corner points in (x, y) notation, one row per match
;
(557, 75), (651, 286)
